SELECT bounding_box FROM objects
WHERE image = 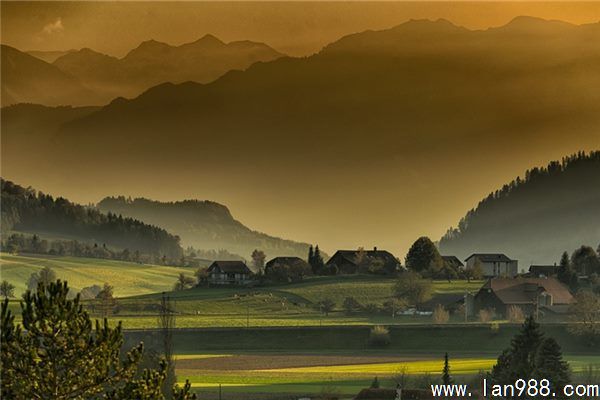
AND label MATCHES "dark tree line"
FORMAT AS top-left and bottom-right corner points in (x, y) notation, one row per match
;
(440, 151), (600, 262)
(1, 179), (182, 259)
